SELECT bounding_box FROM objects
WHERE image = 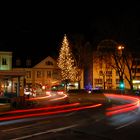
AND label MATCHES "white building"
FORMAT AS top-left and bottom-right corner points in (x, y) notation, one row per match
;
(0, 51), (25, 96)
